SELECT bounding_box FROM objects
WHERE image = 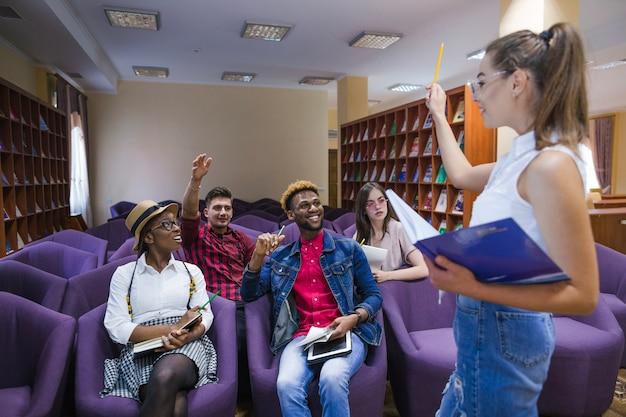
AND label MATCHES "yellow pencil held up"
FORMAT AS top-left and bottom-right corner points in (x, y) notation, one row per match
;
(434, 43), (444, 84)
